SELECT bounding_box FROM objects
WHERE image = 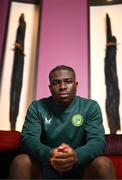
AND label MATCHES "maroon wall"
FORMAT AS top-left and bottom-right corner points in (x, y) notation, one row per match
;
(0, 0), (9, 63)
